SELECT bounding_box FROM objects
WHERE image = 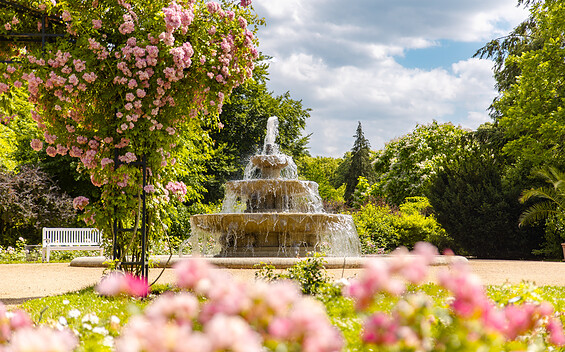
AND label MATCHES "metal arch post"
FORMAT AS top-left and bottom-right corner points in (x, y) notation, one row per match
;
(112, 149), (149, 280)
(140, 154), (148, 280)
